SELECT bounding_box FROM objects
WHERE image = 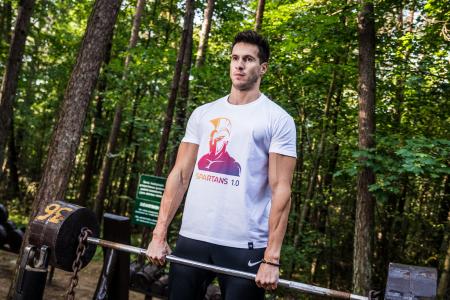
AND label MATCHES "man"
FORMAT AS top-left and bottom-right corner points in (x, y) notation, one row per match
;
(146, 30), (297, 299)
